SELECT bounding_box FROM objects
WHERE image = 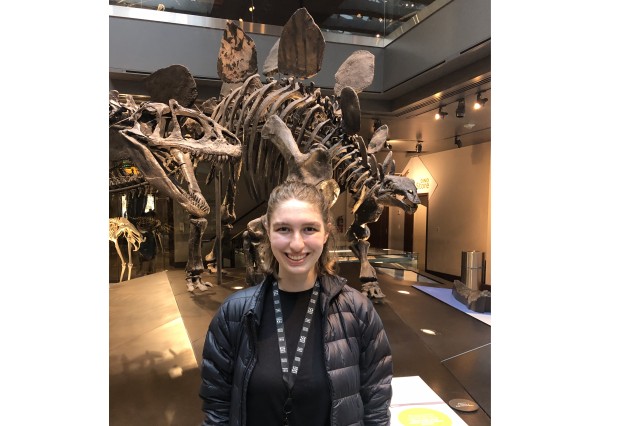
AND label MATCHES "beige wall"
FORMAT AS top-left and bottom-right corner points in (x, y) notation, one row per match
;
(387, 142), (491, 284)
